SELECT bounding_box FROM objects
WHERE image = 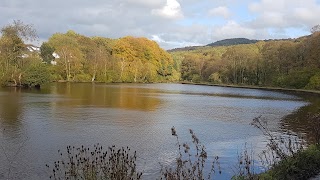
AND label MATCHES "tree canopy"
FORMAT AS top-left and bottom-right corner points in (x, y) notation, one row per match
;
(0, 20), (50, 87)
(172, 33), (320, 90)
